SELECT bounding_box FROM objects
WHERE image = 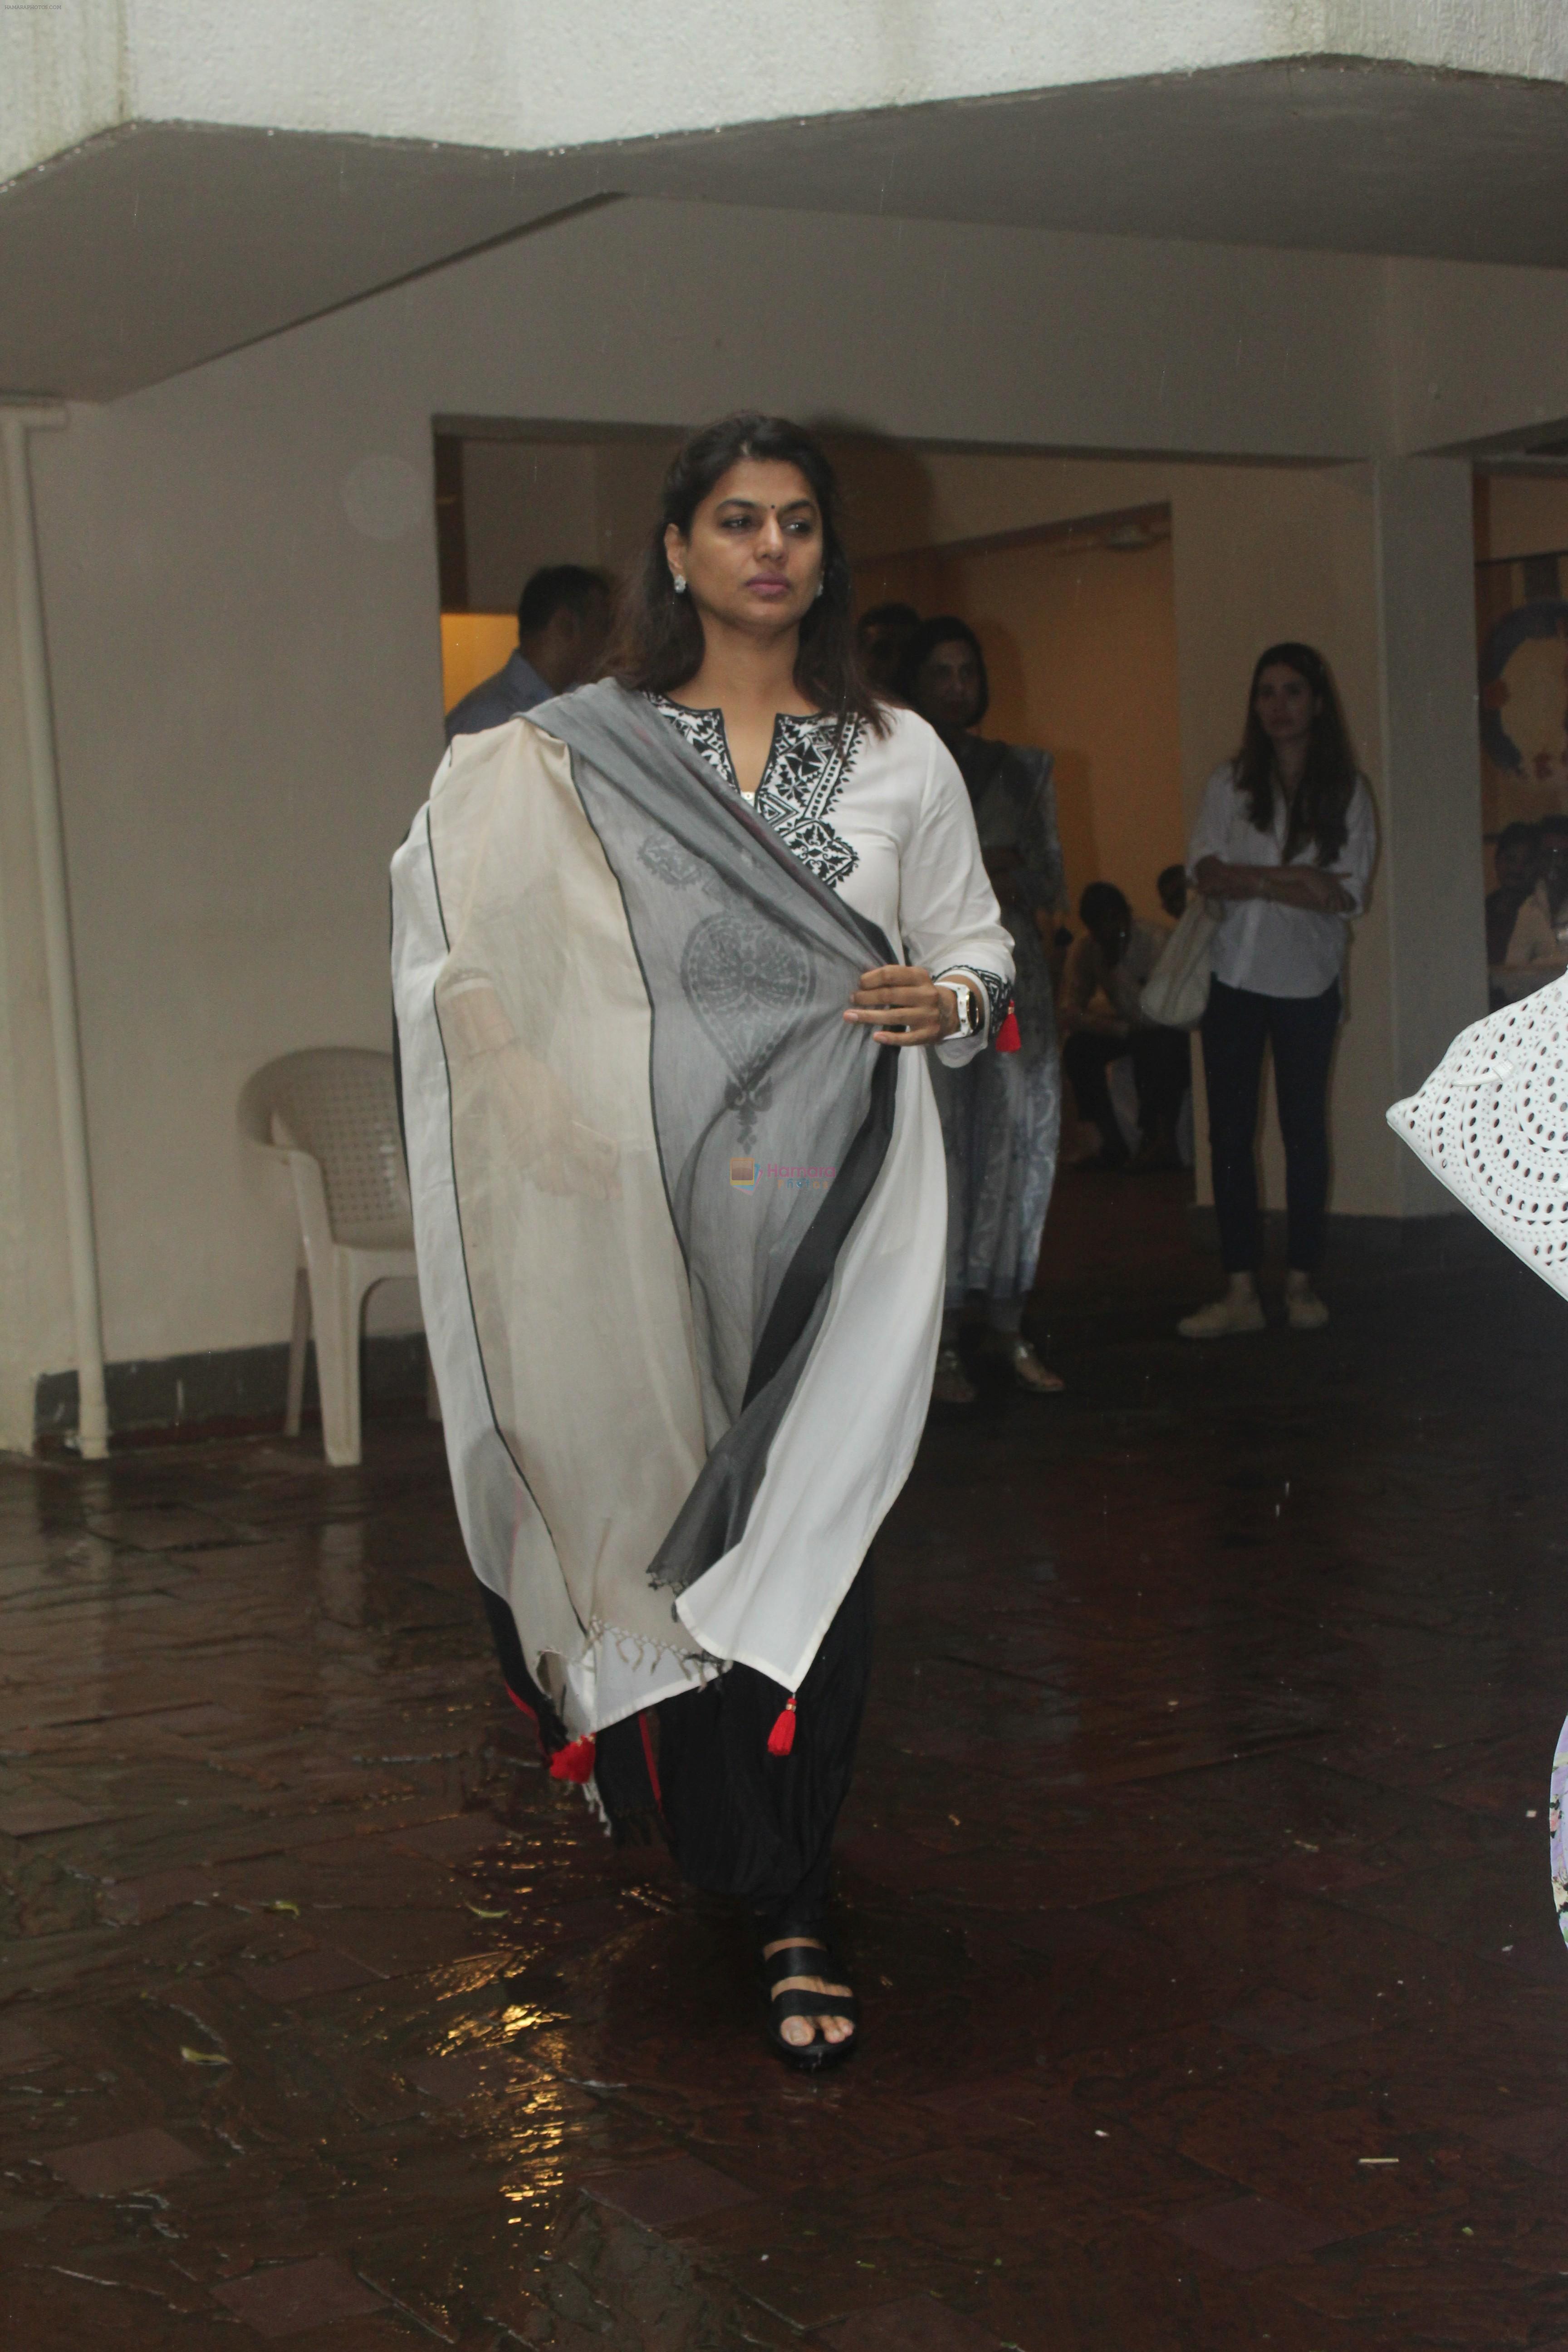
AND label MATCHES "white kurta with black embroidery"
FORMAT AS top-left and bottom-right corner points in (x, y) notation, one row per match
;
(646, 696), (1014, 1043)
